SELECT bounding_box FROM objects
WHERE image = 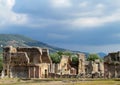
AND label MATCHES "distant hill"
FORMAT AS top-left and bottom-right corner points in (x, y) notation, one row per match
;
(97, 52), (107, 58)
(0, 34), (107, 57)
(0, 34), (68, 52)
